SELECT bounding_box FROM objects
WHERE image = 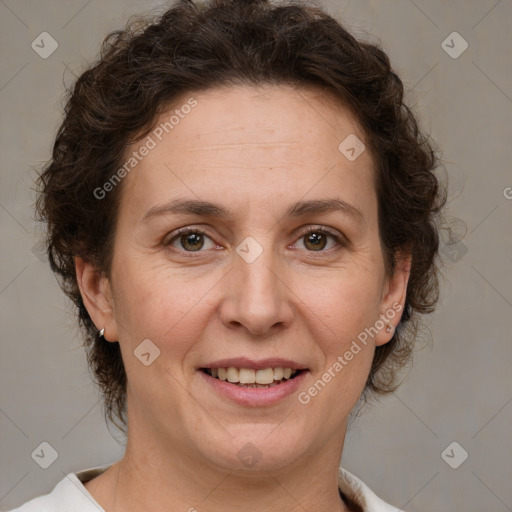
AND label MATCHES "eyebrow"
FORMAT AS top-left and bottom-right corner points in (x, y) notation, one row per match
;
(141, 197), (364, 224)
